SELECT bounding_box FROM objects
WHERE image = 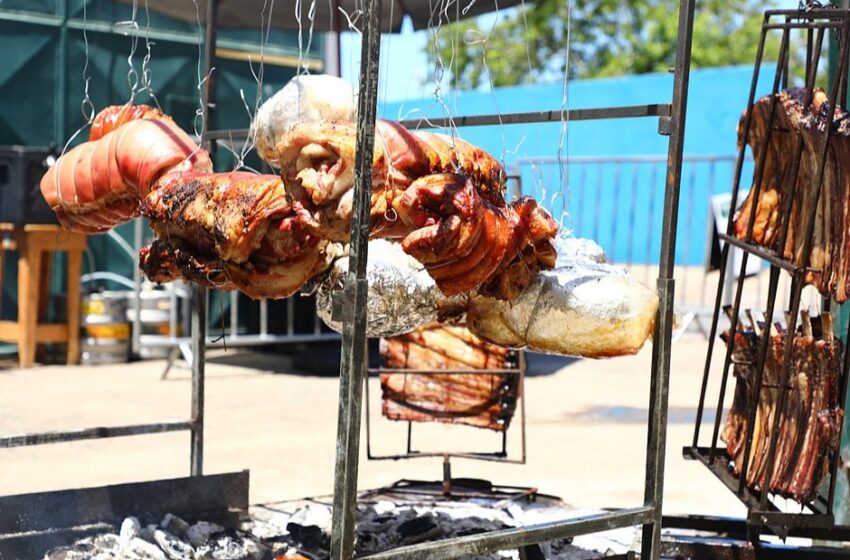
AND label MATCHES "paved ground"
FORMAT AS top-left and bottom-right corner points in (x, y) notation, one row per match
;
(0, 333), (746, 518)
